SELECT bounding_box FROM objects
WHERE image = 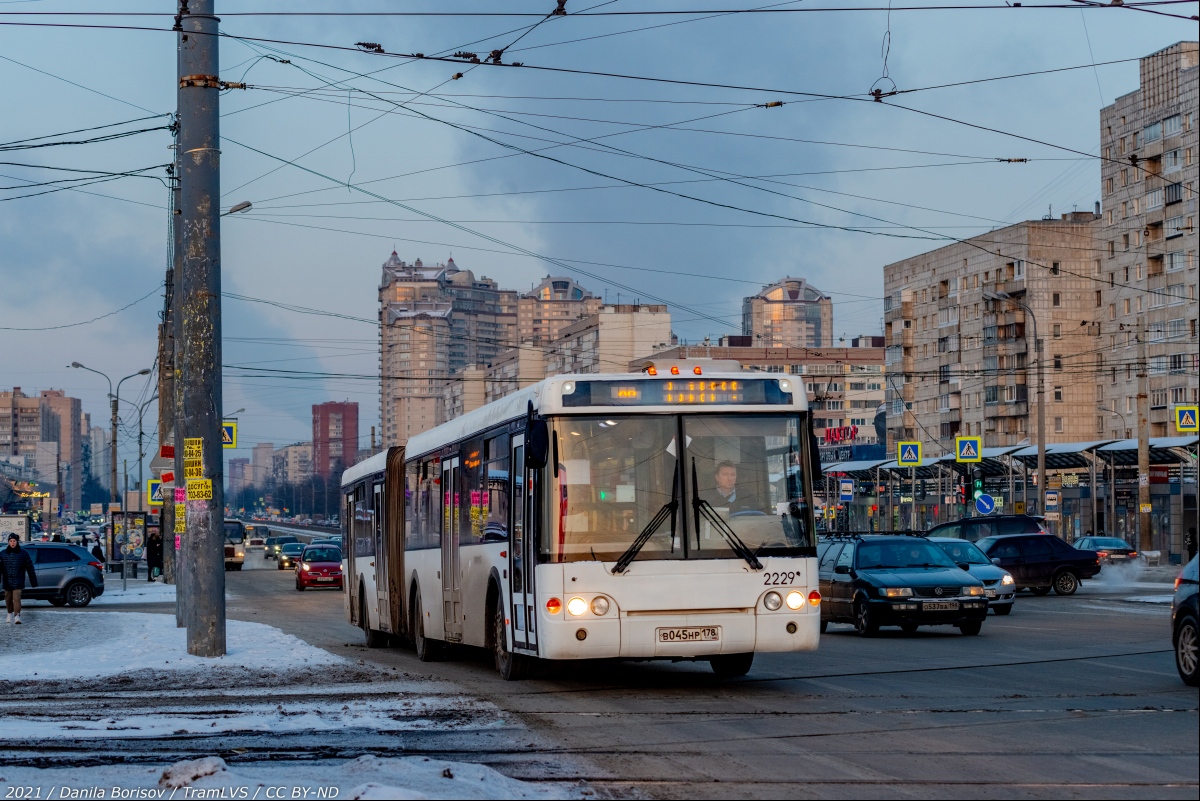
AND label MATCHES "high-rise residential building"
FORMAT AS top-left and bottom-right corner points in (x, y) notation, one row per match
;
(0, 388), (85, 509)
(1097, 41), (1199, 440)
(517, 276), (602, 346)
(742, 278), (834, 348)
(38, 389), (82, 511)
(274, 442), (312, 484)
(882, 214), (1101, 454)
(545, 304), (673, 375)
(88, 426), (110, 495)
(312, 401), (359, 479)
(483, 347), (546, 404)
(250, 442), (275, 487)
(0, 389), (51, 460)
(227, 457), (249, 496)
